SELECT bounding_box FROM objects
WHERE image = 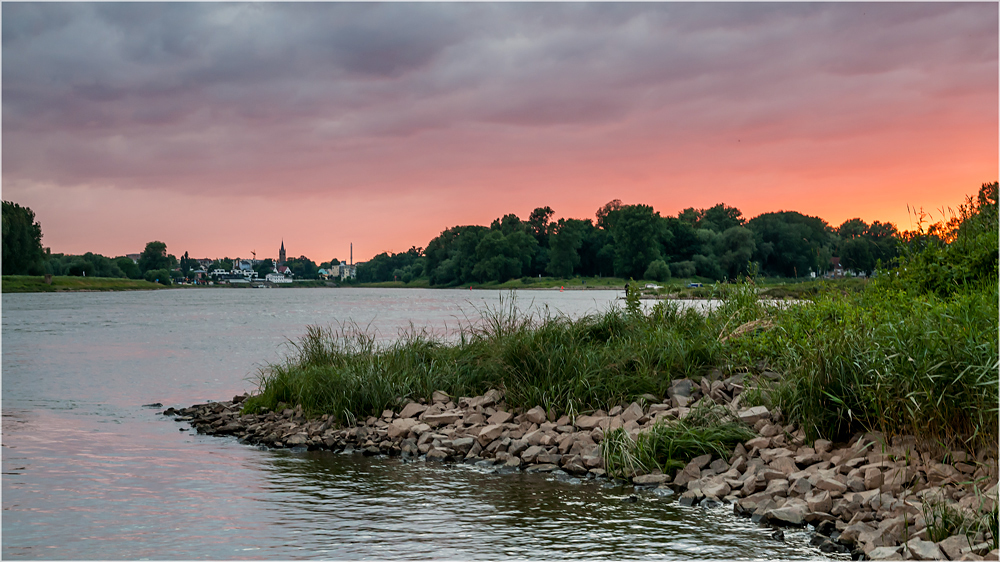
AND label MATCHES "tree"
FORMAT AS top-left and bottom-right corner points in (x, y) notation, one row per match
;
(179, 251), (194, 278)
(144, 268), (172, 285)
(138, 241), (175, 273)
(606, 204), (665, 279)
(714, 226), (757, 279)
(595, 199), (623, 229)
(546, 218), (587, 277)
(527, 206), (555, 248)
(699, 204), (746, 232)
(115, 257), (142, 279)
(285, 256), (319, 279)
(2, 201), (46, 275)
(253, 258), (274, 276)
(747, 211), (834, 277)
(471, 229), (538, 282)
(644, 259), (671, 281)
